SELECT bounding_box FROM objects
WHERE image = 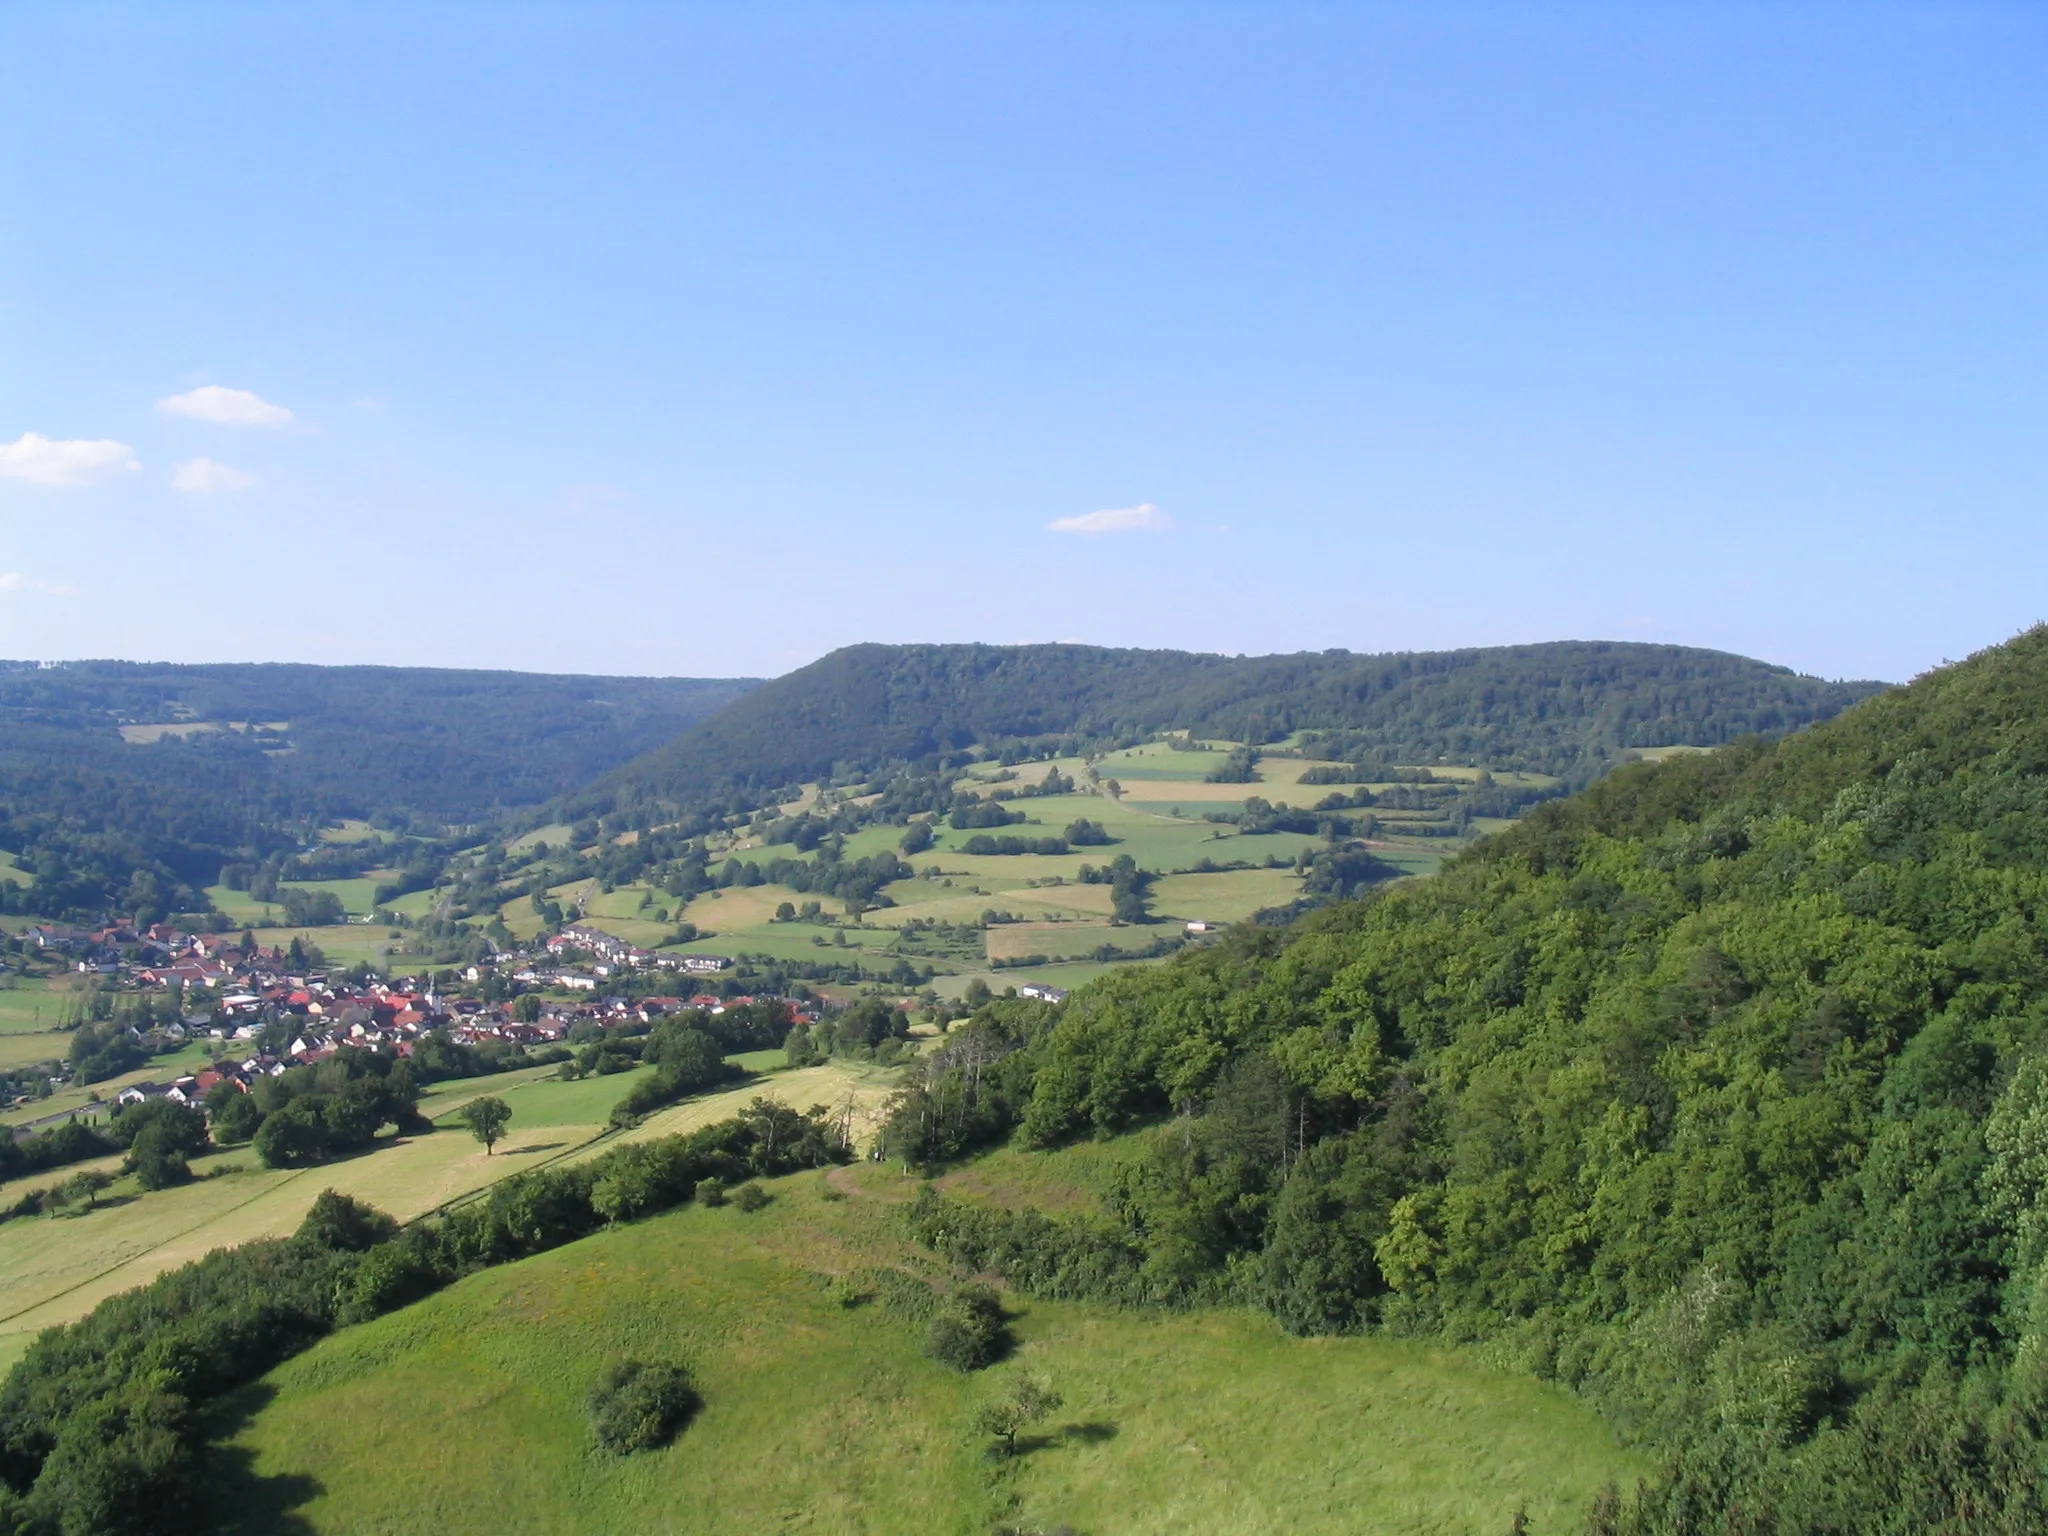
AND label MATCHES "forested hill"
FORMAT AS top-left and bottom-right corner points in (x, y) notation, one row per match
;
(892, 624), (2048, 1531)
(0, 662), (754, 913)
(589, 639), (1886, 814)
